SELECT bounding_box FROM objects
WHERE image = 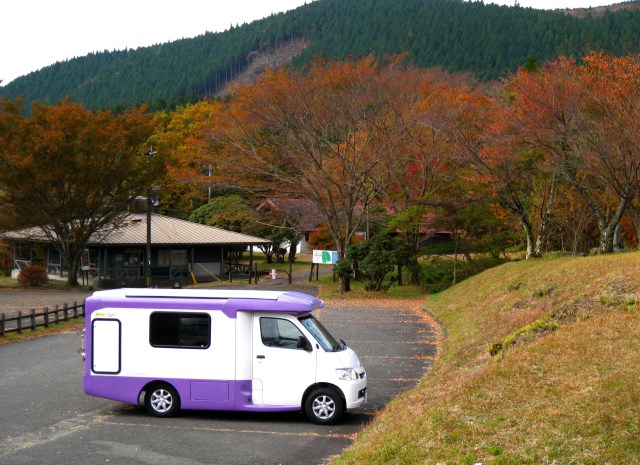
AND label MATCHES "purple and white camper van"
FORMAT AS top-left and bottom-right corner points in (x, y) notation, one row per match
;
(82, 288), (367, 424)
